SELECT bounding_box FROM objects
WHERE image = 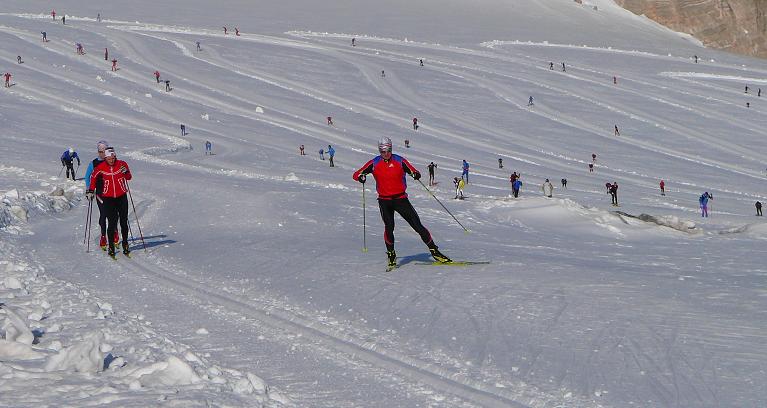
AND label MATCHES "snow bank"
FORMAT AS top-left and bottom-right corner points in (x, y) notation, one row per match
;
(0, 181), (81, 231)
(45, 332), (104, 373)
(131, 355), (201, 387)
